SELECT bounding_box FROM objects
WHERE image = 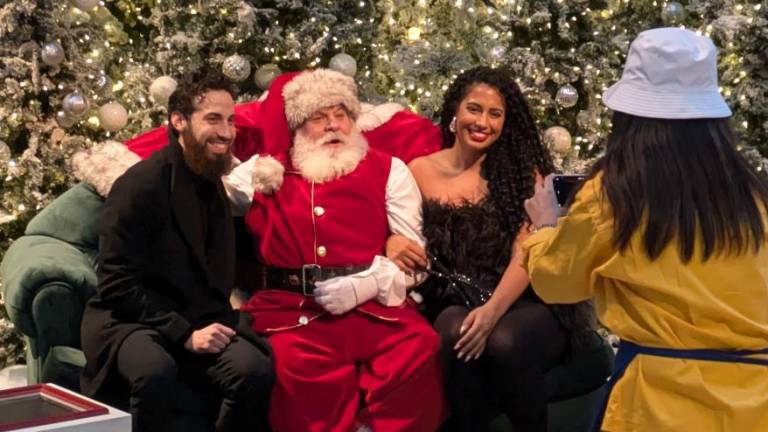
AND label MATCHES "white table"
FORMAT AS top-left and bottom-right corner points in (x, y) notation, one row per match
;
(0, 383), (130, 432)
